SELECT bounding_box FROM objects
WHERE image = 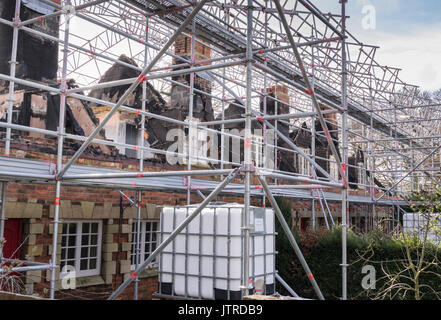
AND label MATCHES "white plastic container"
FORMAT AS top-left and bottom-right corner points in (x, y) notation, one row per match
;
(158, 203), (276, 300)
